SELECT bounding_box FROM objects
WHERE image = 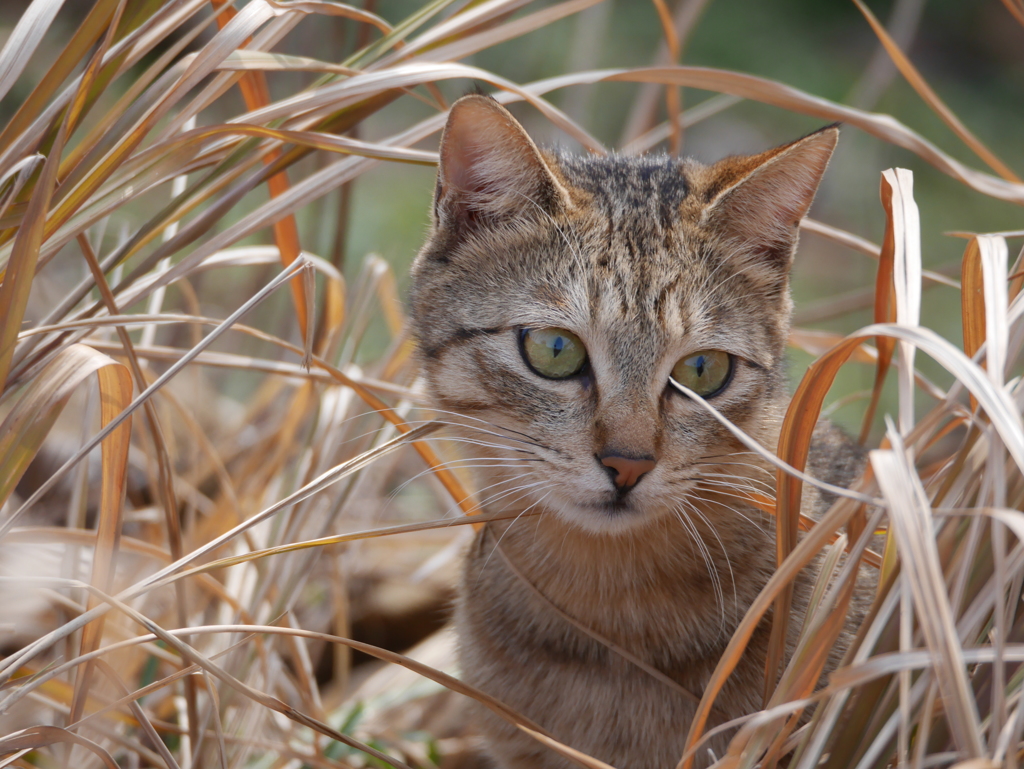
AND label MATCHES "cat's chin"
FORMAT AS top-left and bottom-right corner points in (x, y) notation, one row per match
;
(548, 497), (670, 536)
